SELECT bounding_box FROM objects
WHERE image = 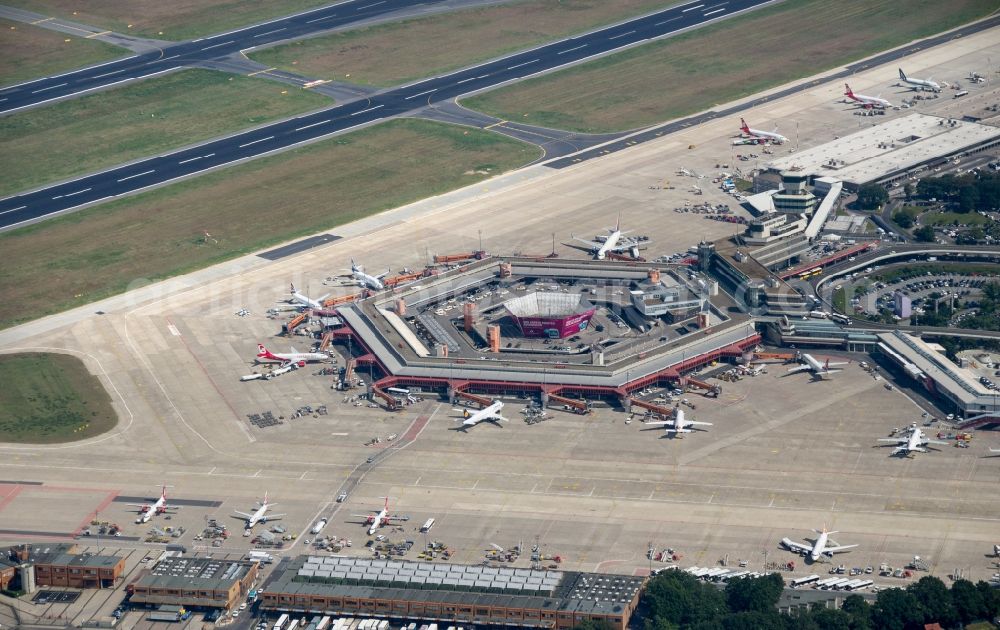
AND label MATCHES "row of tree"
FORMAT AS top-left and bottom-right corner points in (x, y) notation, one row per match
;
(915, 170), (1000, 213)
(574, 570), (1000, 630)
